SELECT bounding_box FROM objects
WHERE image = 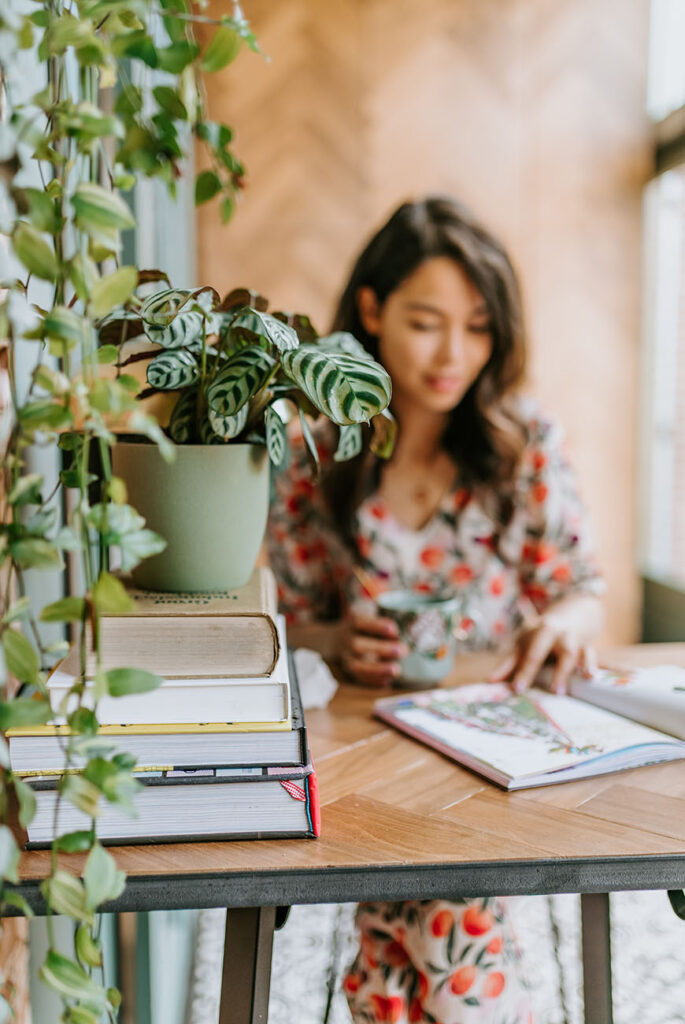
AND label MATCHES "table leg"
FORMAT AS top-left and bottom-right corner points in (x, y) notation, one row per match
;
(580, 893), (613, 1024)
(219, 906), (276, 1024)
